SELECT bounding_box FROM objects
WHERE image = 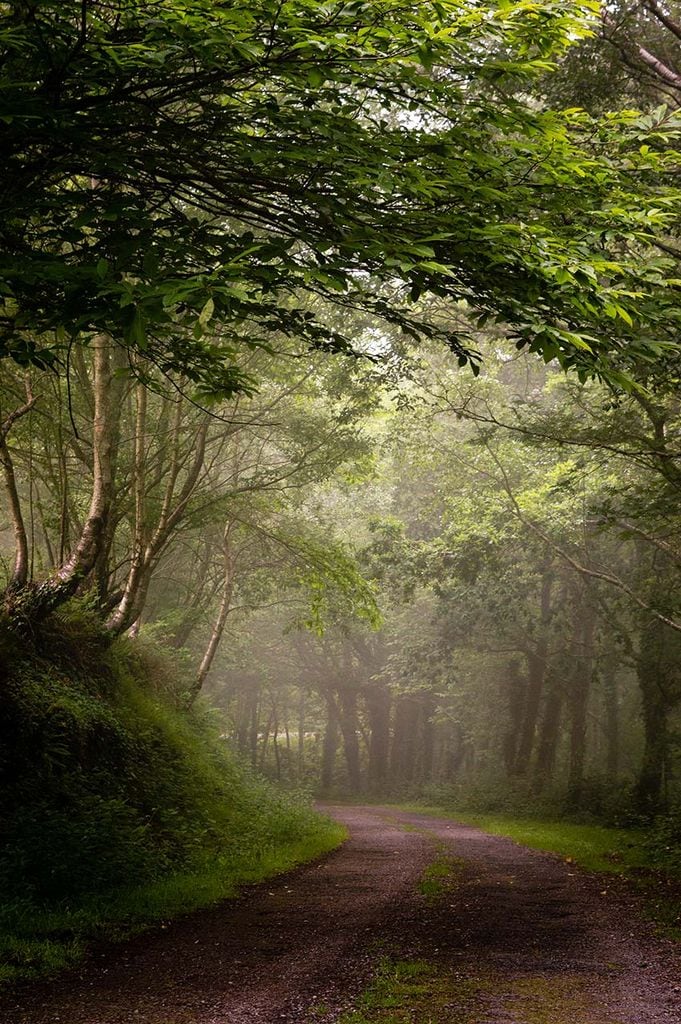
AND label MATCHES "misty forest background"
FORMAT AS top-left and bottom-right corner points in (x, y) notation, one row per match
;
(4, 0), (681, 980)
